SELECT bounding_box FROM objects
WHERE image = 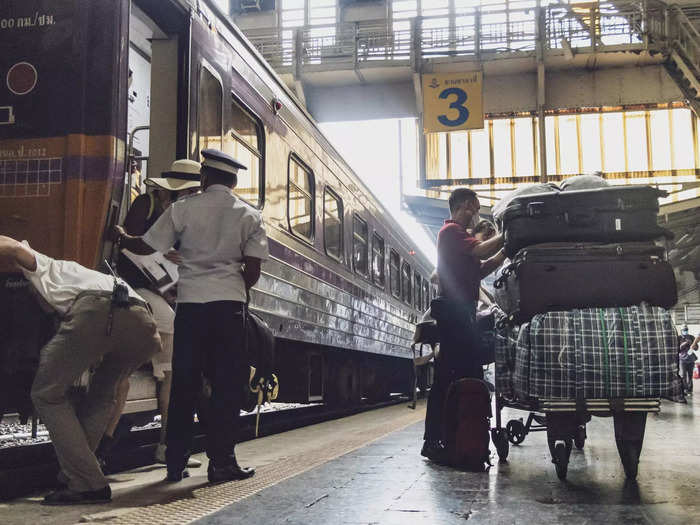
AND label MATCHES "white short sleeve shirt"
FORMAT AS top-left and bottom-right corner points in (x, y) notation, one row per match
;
(143, 184), (269, 303)
(20, 244), (142, 316)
